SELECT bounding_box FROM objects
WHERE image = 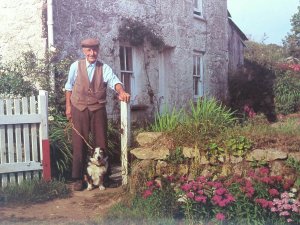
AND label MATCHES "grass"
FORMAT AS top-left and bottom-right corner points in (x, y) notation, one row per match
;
(0, 178), (70, 204)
